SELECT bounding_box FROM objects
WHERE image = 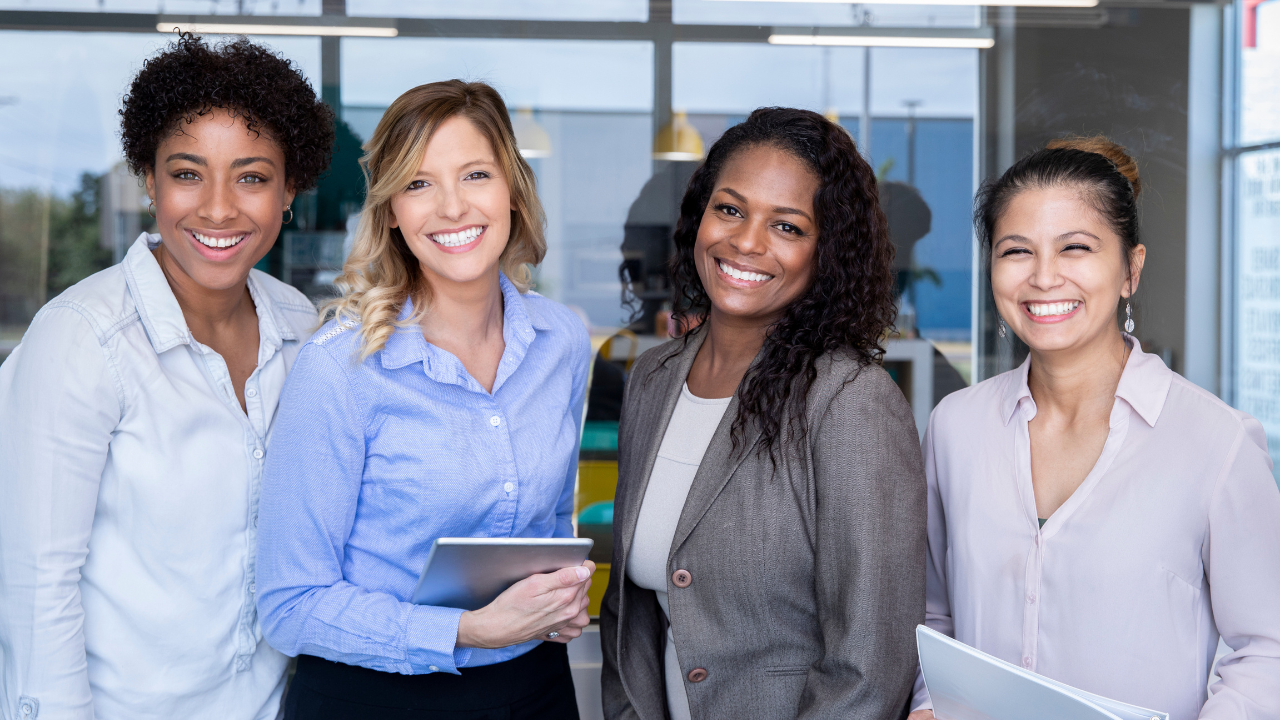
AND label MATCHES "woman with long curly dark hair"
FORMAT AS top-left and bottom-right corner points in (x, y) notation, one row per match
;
(0, 33), (332, 719)
(600, 107), (926, 719)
